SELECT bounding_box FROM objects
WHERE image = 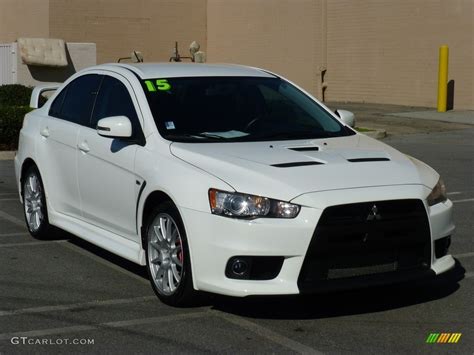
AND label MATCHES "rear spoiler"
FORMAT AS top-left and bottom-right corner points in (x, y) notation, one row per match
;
(30, 83), (61, 109)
